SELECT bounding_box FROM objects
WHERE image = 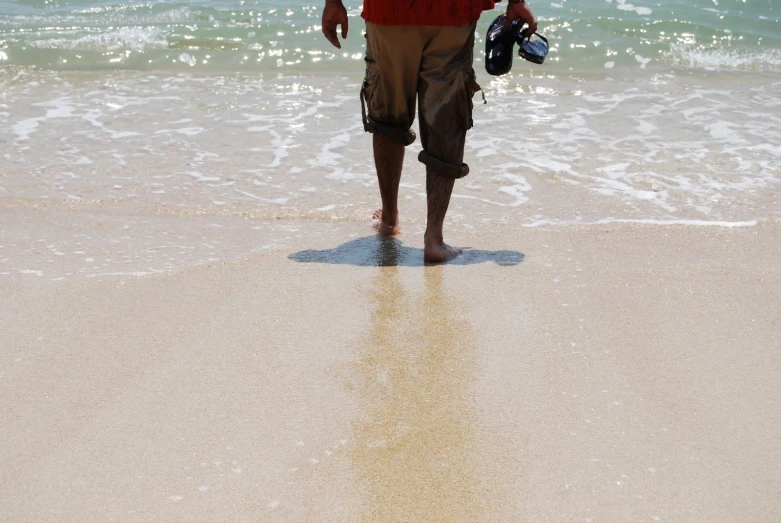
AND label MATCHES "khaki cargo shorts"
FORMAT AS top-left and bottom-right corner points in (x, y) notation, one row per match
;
(360, 22), (483, 179)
